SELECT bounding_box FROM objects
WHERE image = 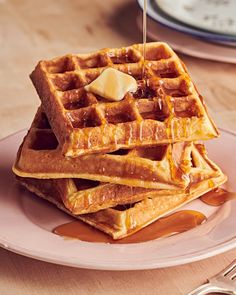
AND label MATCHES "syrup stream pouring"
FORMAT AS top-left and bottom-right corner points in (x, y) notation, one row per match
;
(142, 0), (147, 79)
